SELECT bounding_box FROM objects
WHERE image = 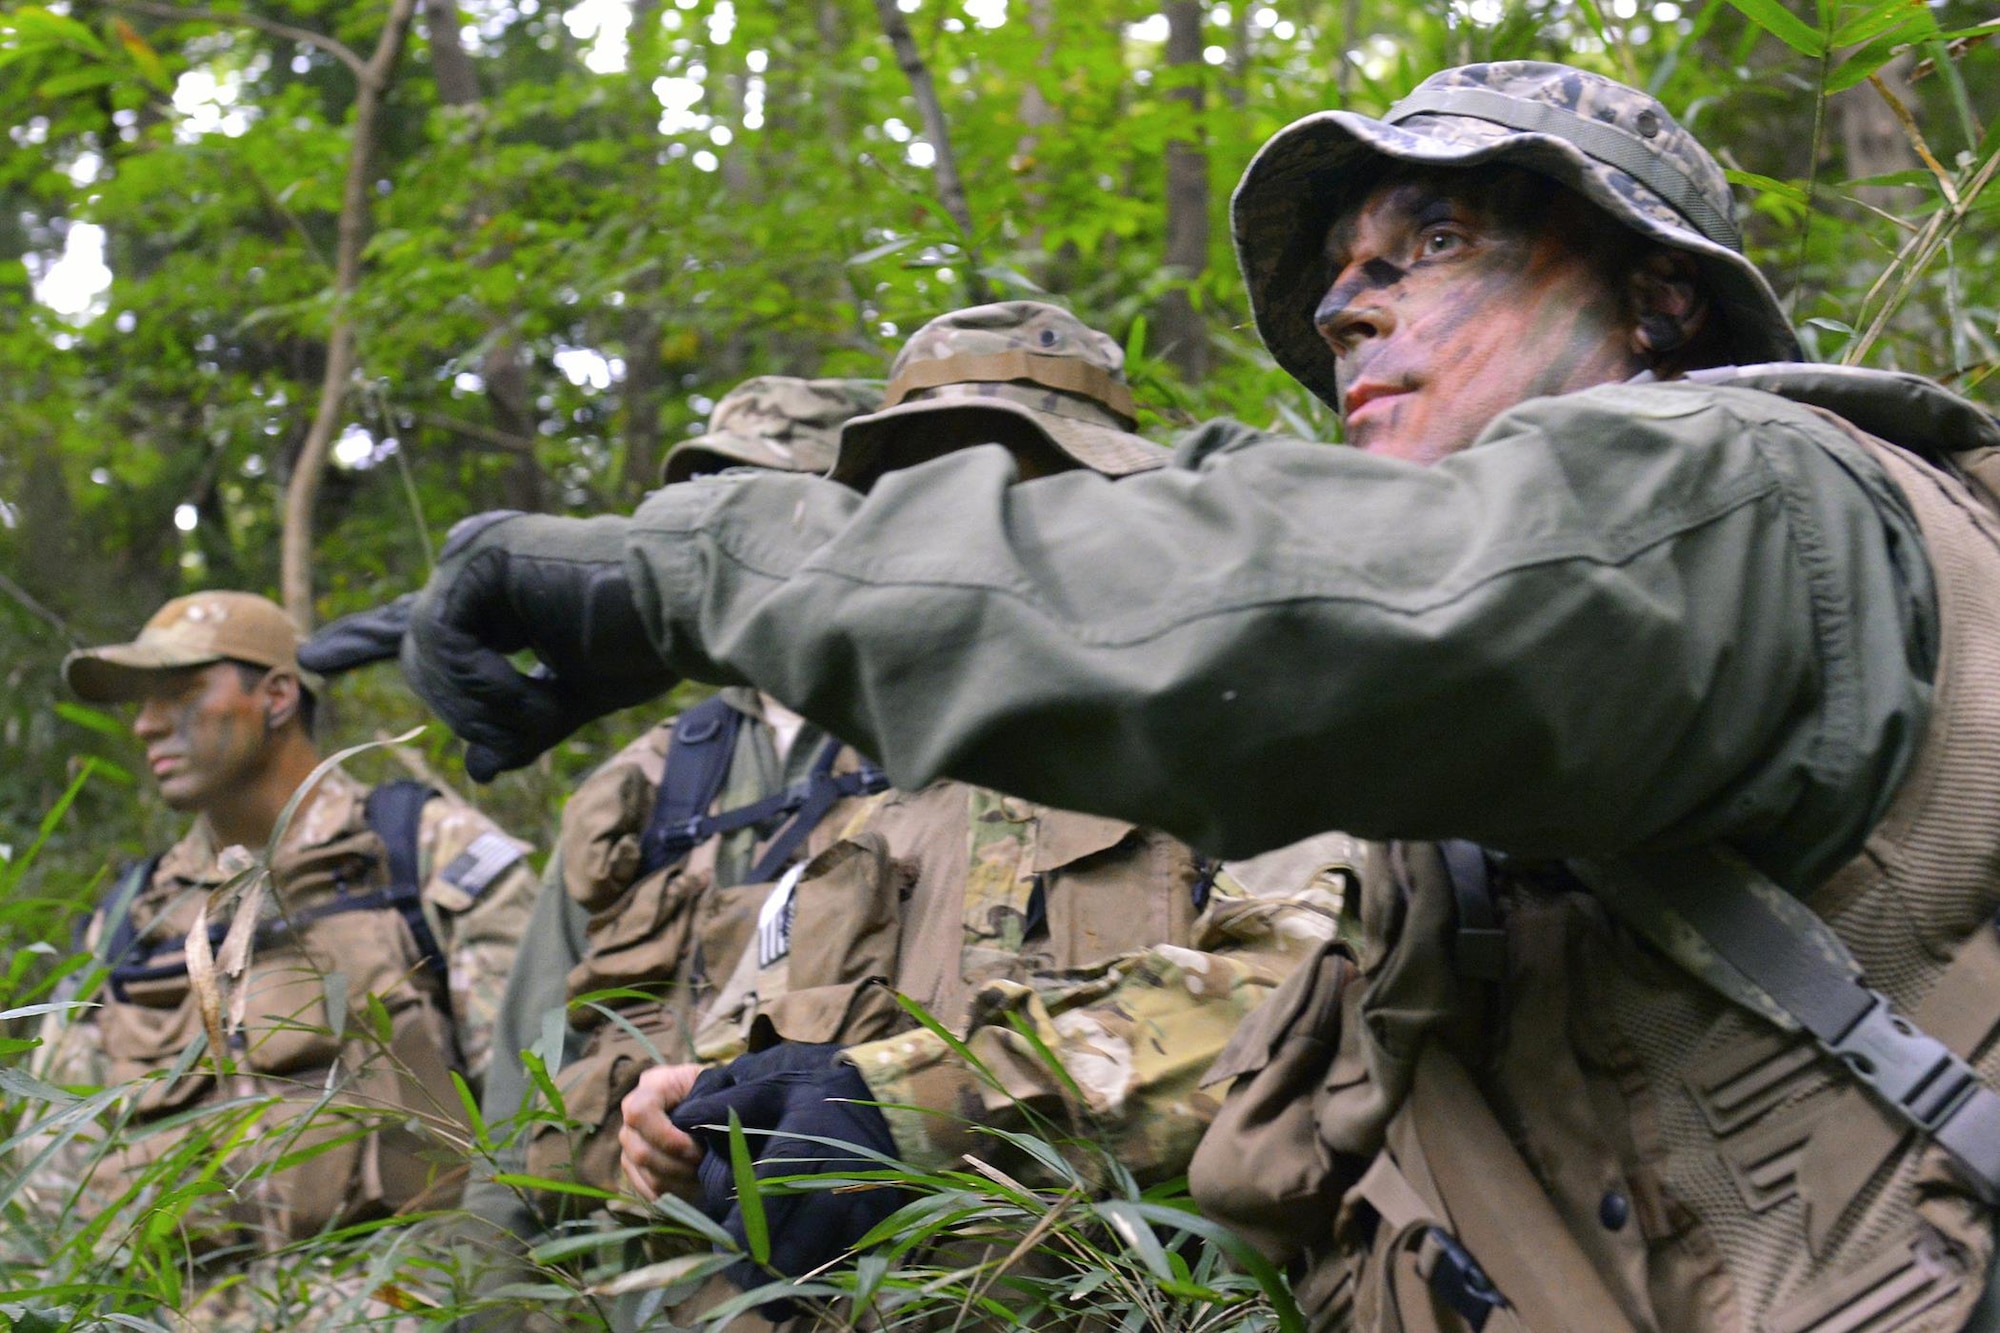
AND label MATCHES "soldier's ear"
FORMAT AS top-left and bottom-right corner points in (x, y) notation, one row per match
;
(1626, 248), (1710, 370)
(261, 669), (303, 732)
